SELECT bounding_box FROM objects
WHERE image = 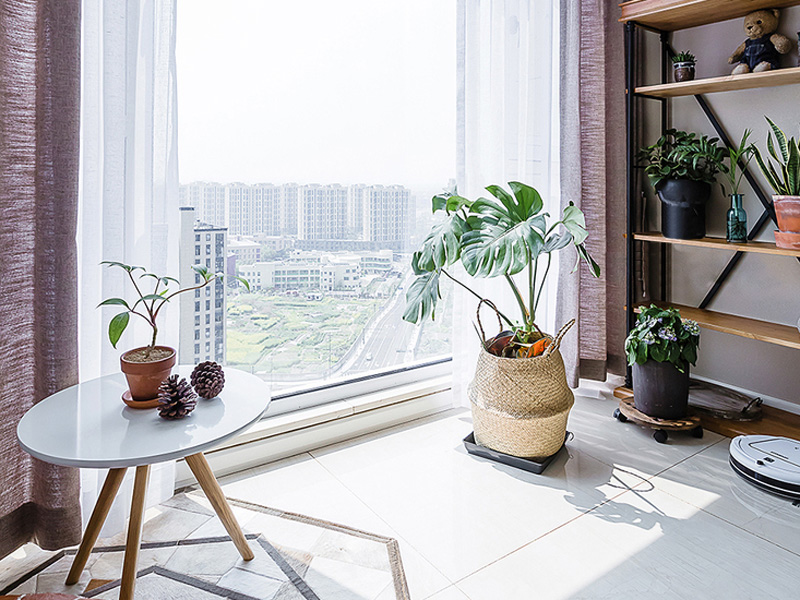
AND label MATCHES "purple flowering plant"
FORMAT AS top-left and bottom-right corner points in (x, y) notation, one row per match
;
(625, 305), (699, 373)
